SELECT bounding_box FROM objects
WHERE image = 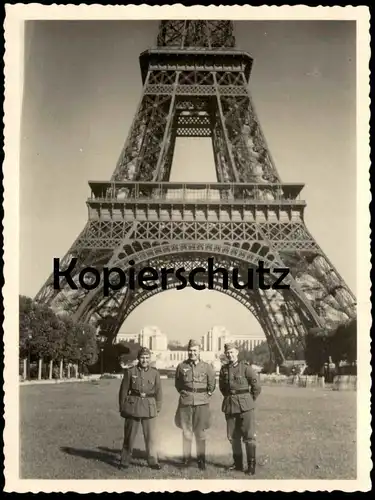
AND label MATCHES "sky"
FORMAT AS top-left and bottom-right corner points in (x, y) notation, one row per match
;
(20, 20), (356, 343)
